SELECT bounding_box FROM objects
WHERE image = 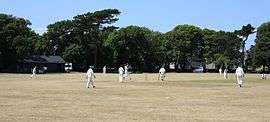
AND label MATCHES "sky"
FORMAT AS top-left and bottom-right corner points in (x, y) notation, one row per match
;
(1, 0), (270, 49)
